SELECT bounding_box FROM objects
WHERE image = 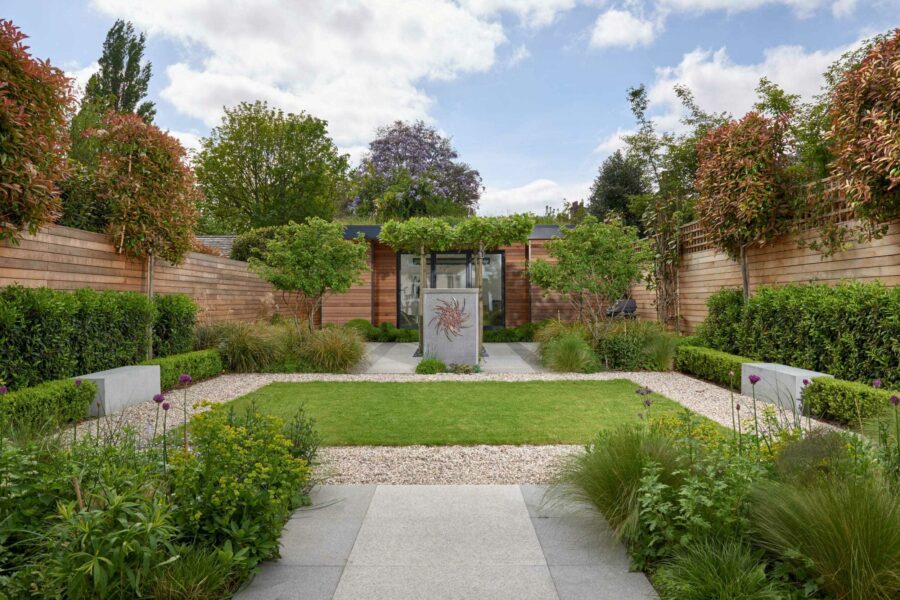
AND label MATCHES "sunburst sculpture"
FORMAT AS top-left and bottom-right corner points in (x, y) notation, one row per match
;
(429, 297), (470, 341)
